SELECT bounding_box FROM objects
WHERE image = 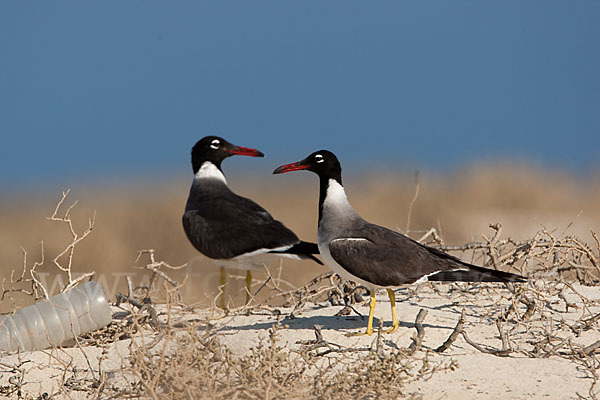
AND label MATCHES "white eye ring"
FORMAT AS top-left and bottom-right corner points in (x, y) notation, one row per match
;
(210, 139), (220, 150)
(315, 154), (324, 163)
